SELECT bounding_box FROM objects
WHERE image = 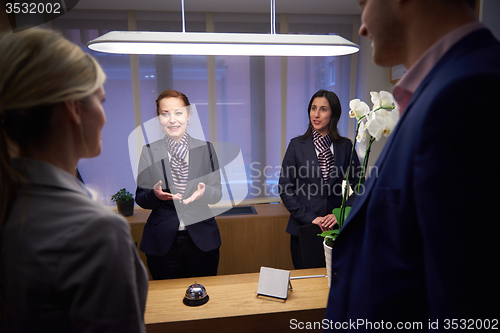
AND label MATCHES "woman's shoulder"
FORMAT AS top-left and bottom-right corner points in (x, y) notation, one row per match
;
(62, 199), (132, 249)
(188, 135), (211, 147)
(69, 196), (129, 230)
(335, 136), (353, 146)
(9, 190), (131, 252)
(289, 135), (310, 145)
(145, 139), (164, 149)
(41, 189), (129, 232)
